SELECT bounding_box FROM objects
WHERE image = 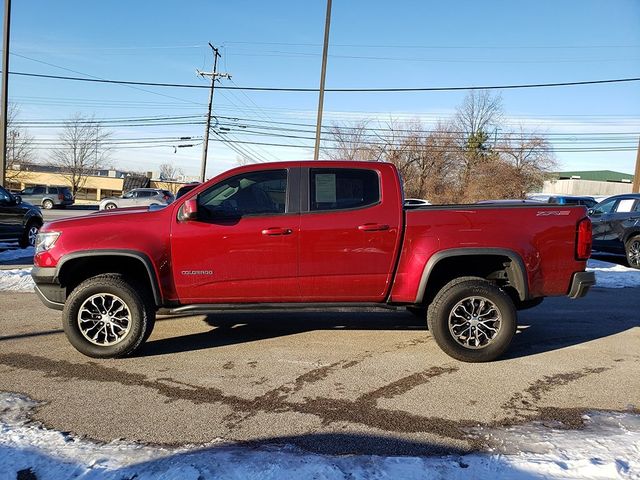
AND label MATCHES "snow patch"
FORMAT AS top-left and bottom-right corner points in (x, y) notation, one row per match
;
(588, 259), (640, 288)
(0, 268), (34, 292)
(0, 245), (34, 262)
(0, 392), (638, 479)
